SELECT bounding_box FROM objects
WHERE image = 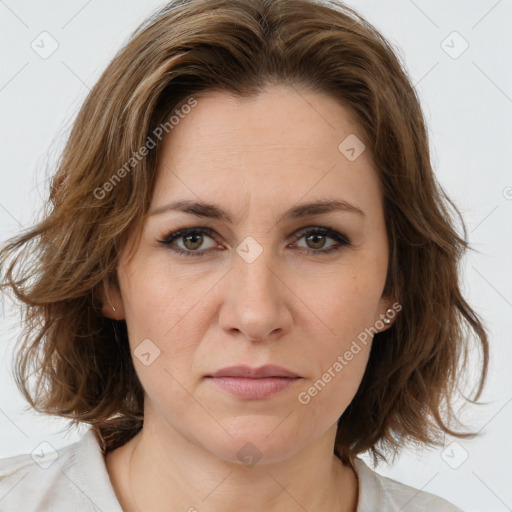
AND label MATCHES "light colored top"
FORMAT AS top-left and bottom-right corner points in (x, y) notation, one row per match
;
(0, 429), (463, 511)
